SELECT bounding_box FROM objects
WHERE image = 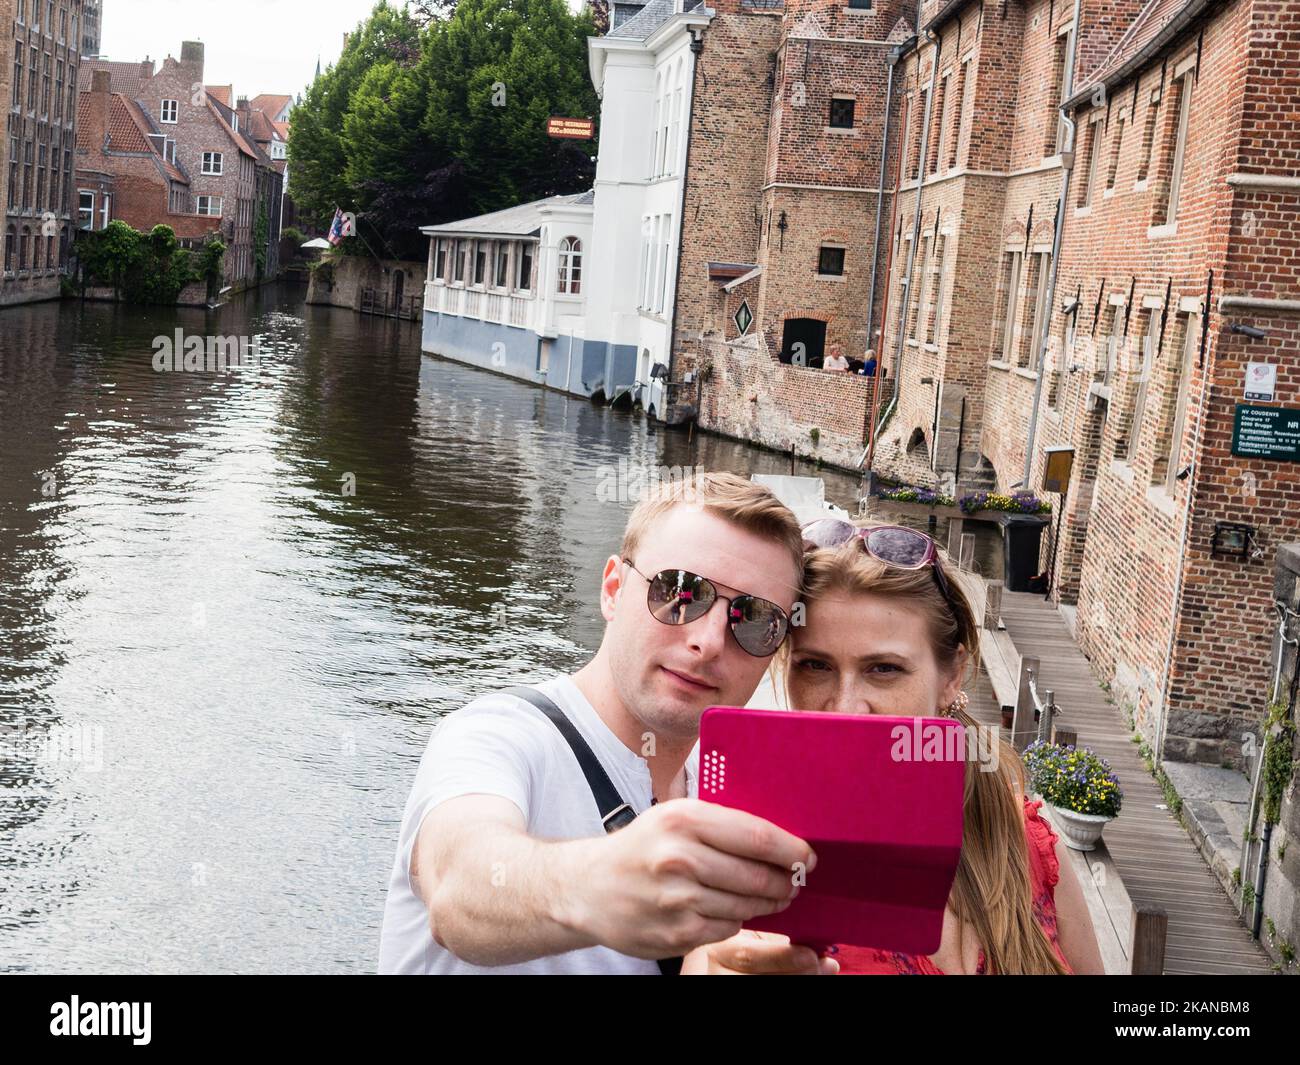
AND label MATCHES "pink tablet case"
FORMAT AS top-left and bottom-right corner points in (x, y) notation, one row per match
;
(698, 706), (966, 955)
